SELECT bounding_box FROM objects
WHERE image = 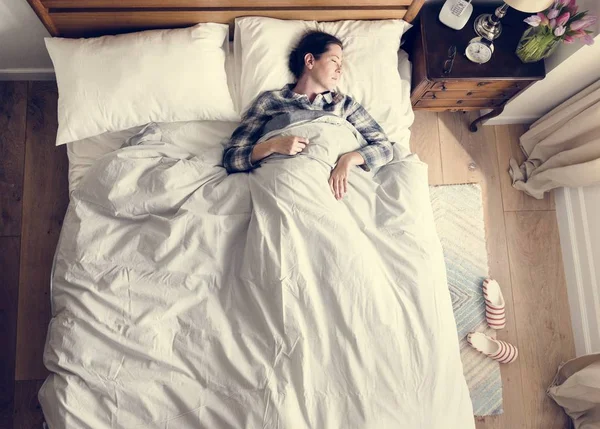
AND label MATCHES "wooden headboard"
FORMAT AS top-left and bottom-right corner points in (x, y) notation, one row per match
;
(27, 0), (424, 38)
